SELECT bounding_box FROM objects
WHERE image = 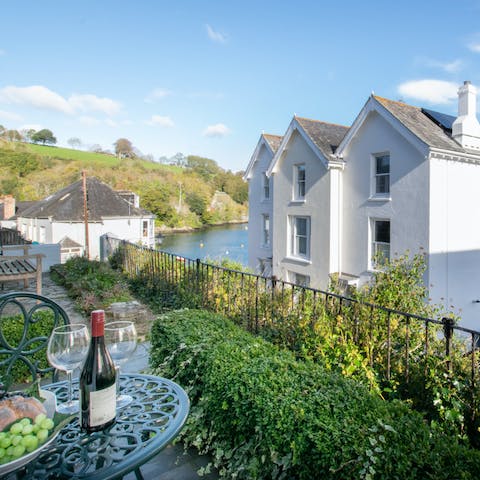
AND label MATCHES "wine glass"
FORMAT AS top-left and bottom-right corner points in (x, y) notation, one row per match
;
(104, 321), (137, 409)
(47, 324), (90, 414)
